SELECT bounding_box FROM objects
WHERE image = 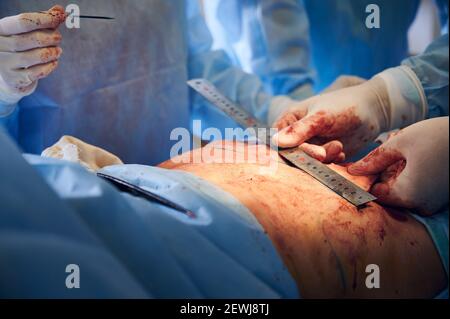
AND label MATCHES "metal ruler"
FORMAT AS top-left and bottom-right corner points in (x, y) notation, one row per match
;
(187, 79), (376, 206)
